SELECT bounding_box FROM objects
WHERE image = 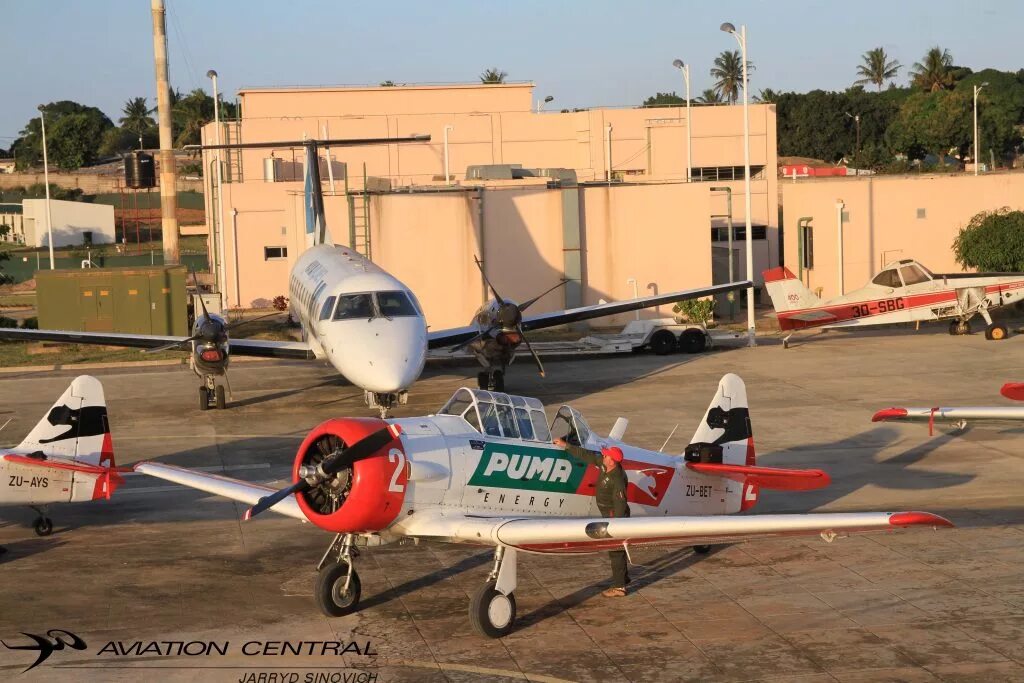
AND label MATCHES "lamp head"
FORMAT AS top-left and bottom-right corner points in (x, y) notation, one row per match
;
(720, 22), (736, 34)
(206, 69), (218, 79)
(672, 59), (684, 69)
(544, 95), (554, 103)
